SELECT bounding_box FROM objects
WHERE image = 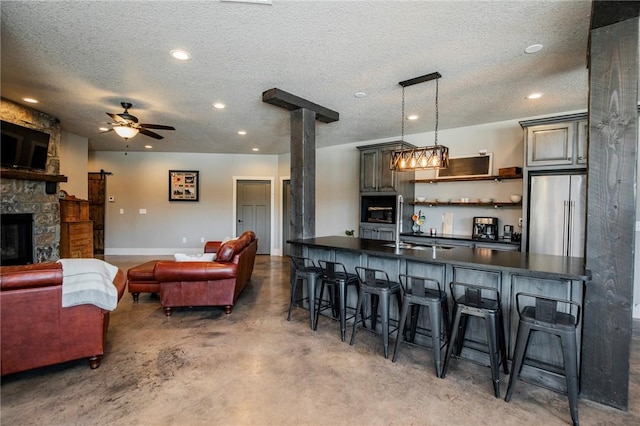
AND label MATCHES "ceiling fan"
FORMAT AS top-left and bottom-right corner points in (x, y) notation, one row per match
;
(104, 102), (175, 140)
